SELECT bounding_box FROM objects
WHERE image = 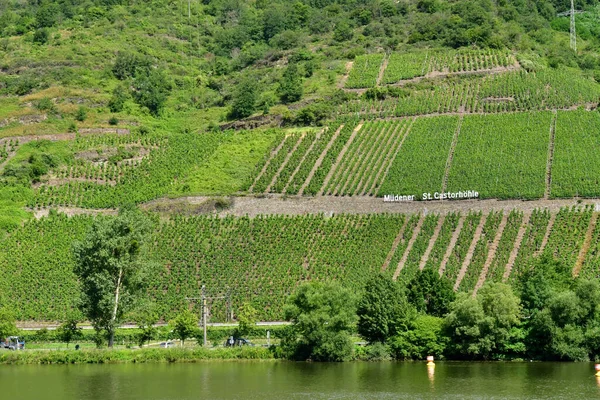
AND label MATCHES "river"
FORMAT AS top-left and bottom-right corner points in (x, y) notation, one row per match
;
(2, 361), (599, 399)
